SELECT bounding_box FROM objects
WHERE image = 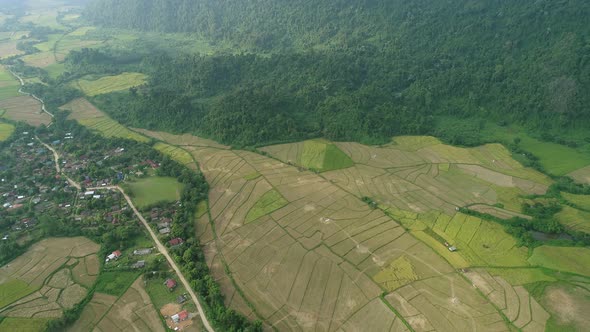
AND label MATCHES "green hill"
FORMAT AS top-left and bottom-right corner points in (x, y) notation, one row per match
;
(82, 0), (590, 147)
